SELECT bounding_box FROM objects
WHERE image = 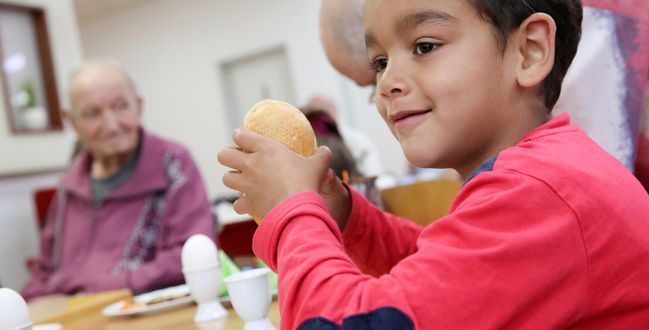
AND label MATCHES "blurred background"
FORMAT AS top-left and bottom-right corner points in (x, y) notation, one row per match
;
(0, 0), (647, 297)
(0, 0), (408, 291)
